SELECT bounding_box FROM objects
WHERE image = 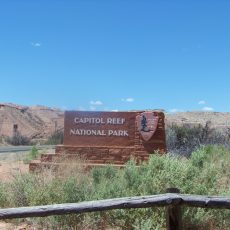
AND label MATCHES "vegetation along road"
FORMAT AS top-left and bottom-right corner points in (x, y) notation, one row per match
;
(0, 145), (55, 153)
